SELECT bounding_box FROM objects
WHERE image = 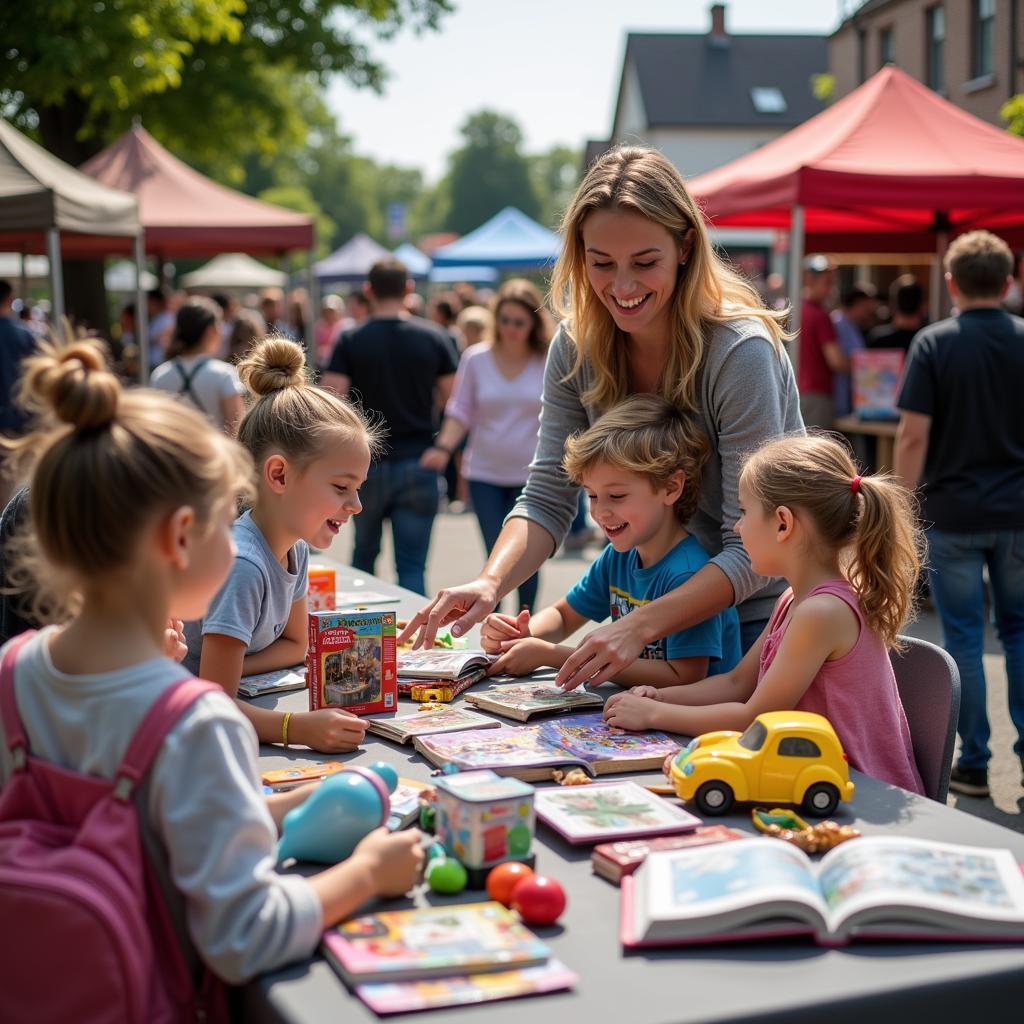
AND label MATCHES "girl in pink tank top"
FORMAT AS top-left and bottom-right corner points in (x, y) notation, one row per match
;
(604, 435), (925, 795)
